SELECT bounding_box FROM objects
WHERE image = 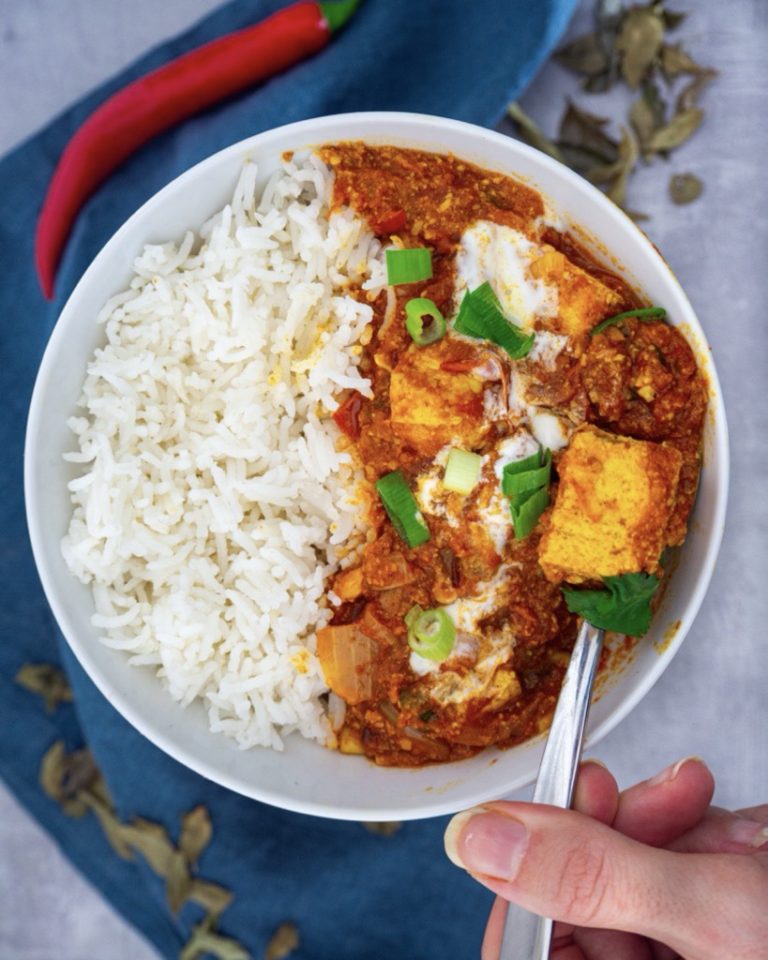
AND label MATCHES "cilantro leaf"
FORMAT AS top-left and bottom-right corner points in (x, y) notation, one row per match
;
(562, 572), (660, 636)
